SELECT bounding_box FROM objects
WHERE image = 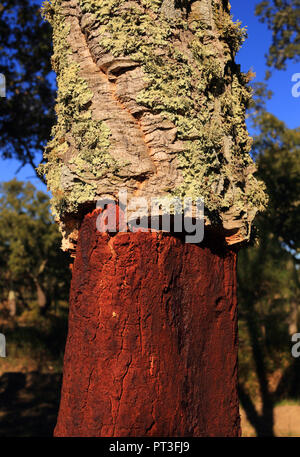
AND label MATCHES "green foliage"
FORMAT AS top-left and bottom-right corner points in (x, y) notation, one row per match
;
(0, 0), (55, 177)
(253, 112), (300, 254)
(256, 0), (300, 72)
(0, 179), (71, 312)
